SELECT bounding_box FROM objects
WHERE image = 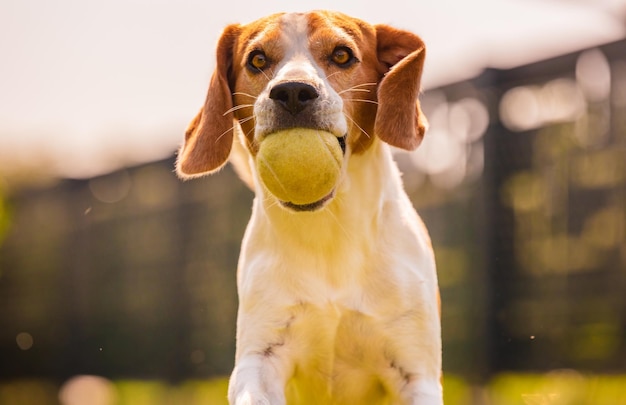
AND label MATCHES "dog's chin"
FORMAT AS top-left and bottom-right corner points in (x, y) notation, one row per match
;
(279, 191), (335, 212)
